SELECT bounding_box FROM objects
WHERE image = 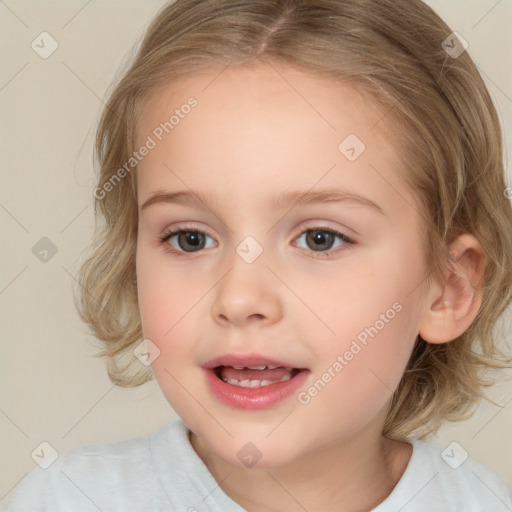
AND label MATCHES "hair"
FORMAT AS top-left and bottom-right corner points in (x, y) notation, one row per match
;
(75, 0), (512, 441)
